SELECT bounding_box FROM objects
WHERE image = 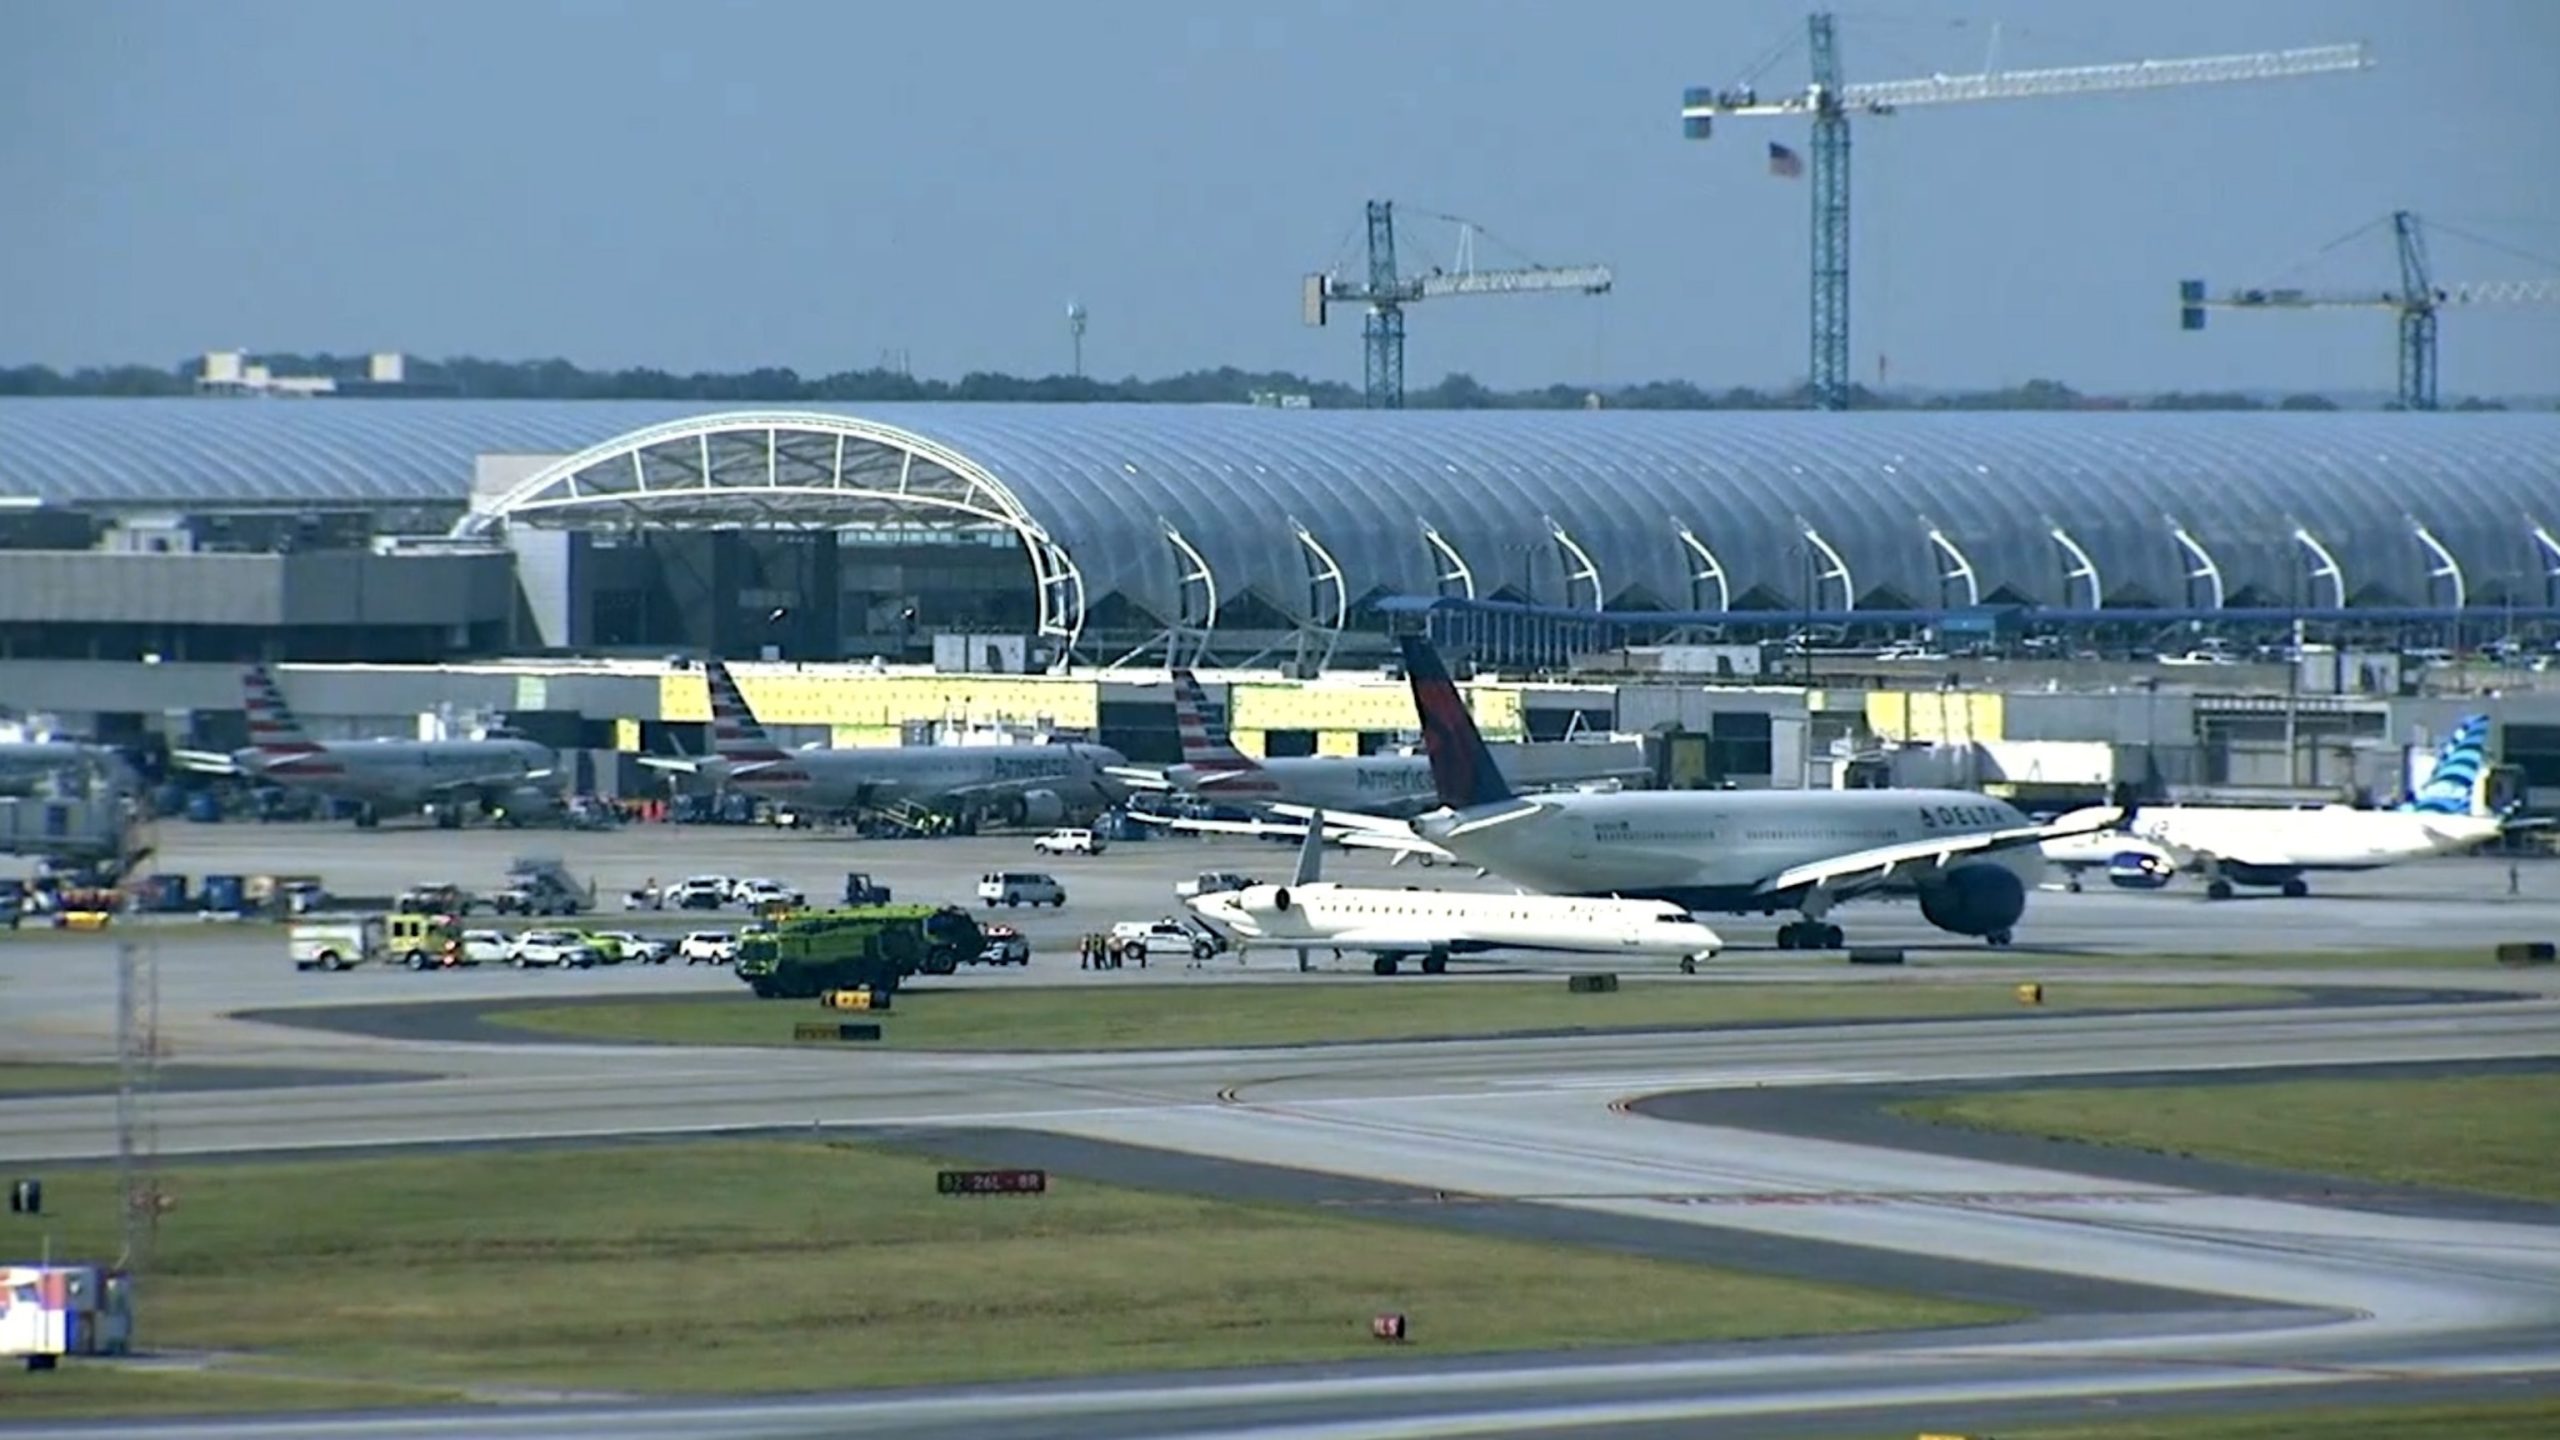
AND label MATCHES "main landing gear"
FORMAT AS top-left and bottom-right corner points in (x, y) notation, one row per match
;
(1372, 948), (1450, 977)
(1776, 920), (1843, 950)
